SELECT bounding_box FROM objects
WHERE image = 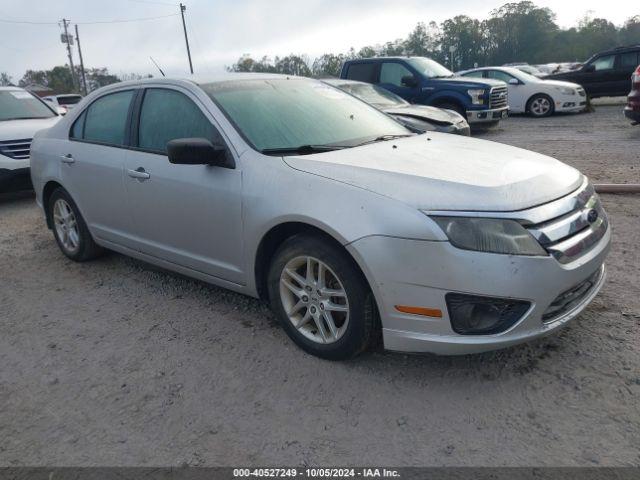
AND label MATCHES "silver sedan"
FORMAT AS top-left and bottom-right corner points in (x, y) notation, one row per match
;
(30, 74), (610, 360)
